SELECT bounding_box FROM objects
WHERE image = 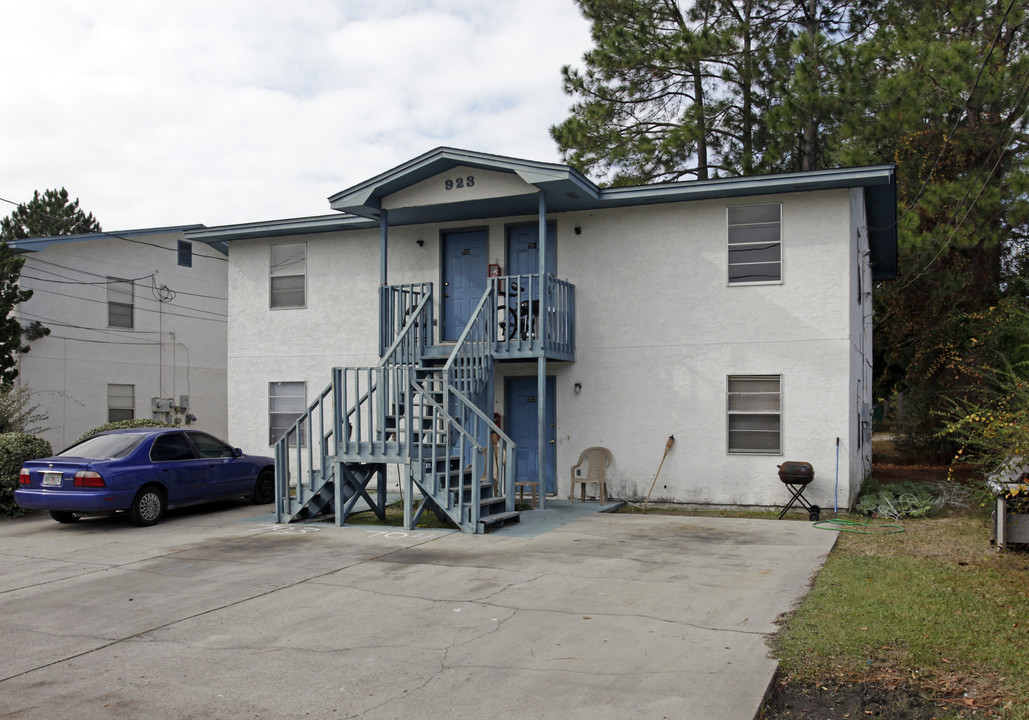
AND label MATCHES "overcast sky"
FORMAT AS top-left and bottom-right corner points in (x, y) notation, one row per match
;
(0, 1), (593, 231)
